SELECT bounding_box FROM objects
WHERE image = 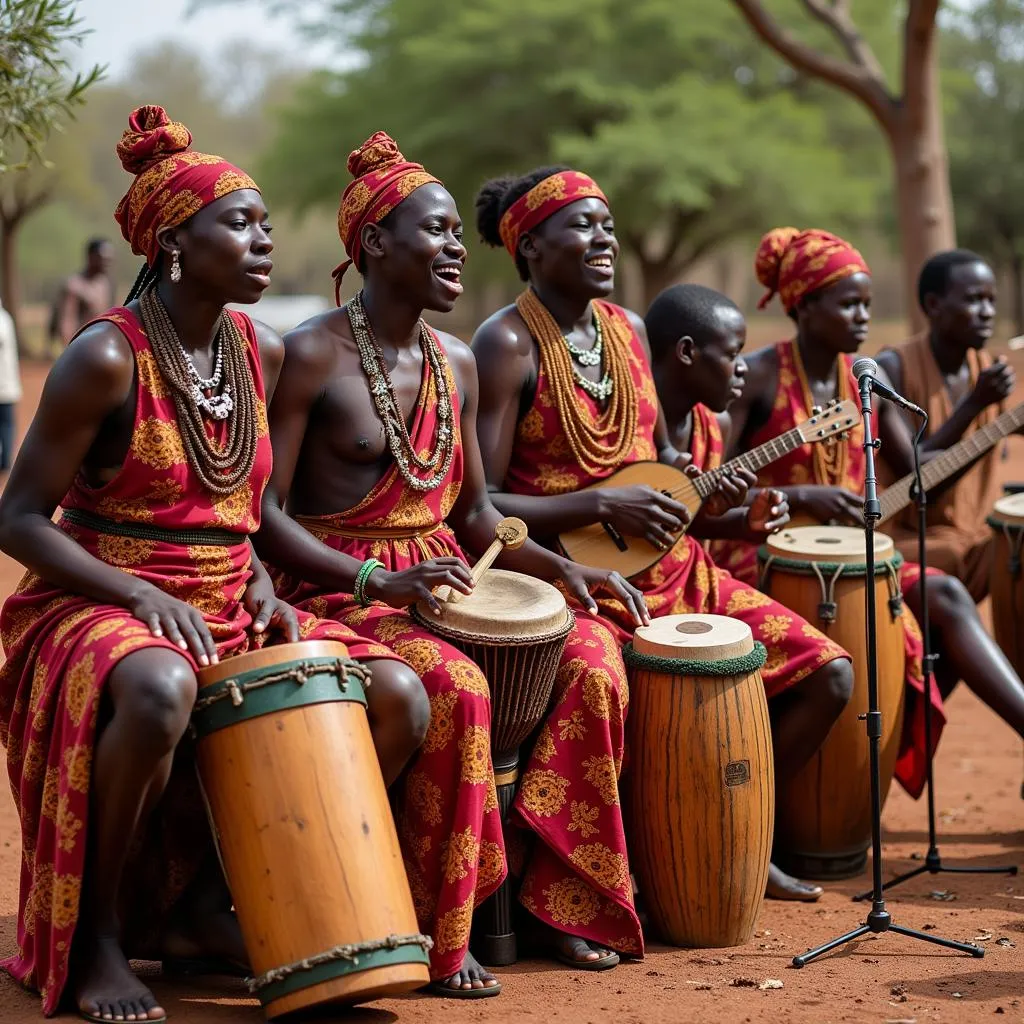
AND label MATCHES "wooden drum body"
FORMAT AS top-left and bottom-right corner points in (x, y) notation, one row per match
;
(625, 614), (774, 948)
(192, 642), (429, 1018)
(413, 568), (573, 965)
(759, 526), (906, 880)
(988, 493), (1024, 676)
